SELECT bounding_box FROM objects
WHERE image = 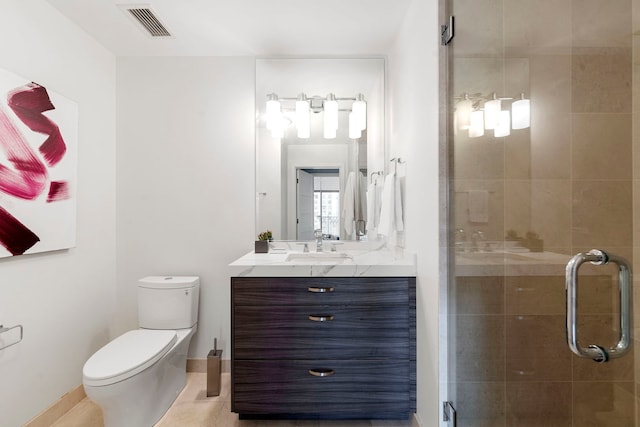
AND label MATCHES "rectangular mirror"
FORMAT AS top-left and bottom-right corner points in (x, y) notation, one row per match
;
(255, 58), (385, 241)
